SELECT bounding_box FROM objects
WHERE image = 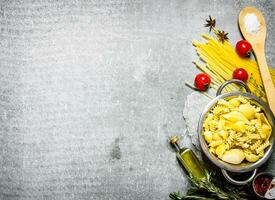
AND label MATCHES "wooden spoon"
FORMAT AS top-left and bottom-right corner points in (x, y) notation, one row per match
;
(239, 7), (275, 114)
